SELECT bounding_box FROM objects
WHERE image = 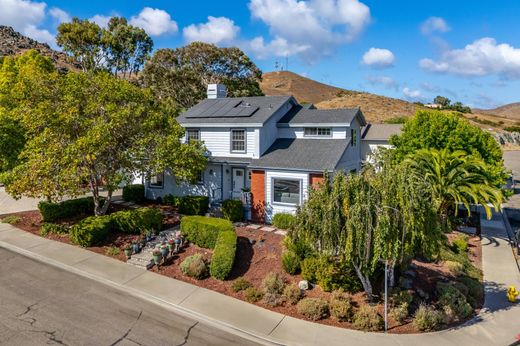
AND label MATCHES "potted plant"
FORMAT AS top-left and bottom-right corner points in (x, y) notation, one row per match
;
(132, 240), (140, 254)
(168, 239), (175, 253)
(152, 249), (162, 266)
(160, 242), (169, 258)
(123, 244), (133, 259)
